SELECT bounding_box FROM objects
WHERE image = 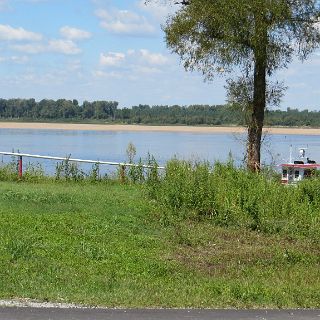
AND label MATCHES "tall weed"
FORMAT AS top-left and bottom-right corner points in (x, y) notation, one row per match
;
(55, 156), (85, 181)
(0, 160), (18, 181)
(147, 160), (320, 239)
(88, 163), (101, 182)
(23, 162), (45, 182)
